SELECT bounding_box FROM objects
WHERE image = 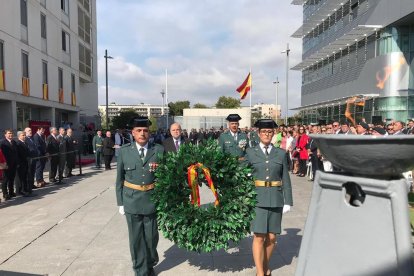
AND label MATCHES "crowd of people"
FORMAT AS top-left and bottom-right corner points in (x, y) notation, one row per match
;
(0, 126), (77, 202)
